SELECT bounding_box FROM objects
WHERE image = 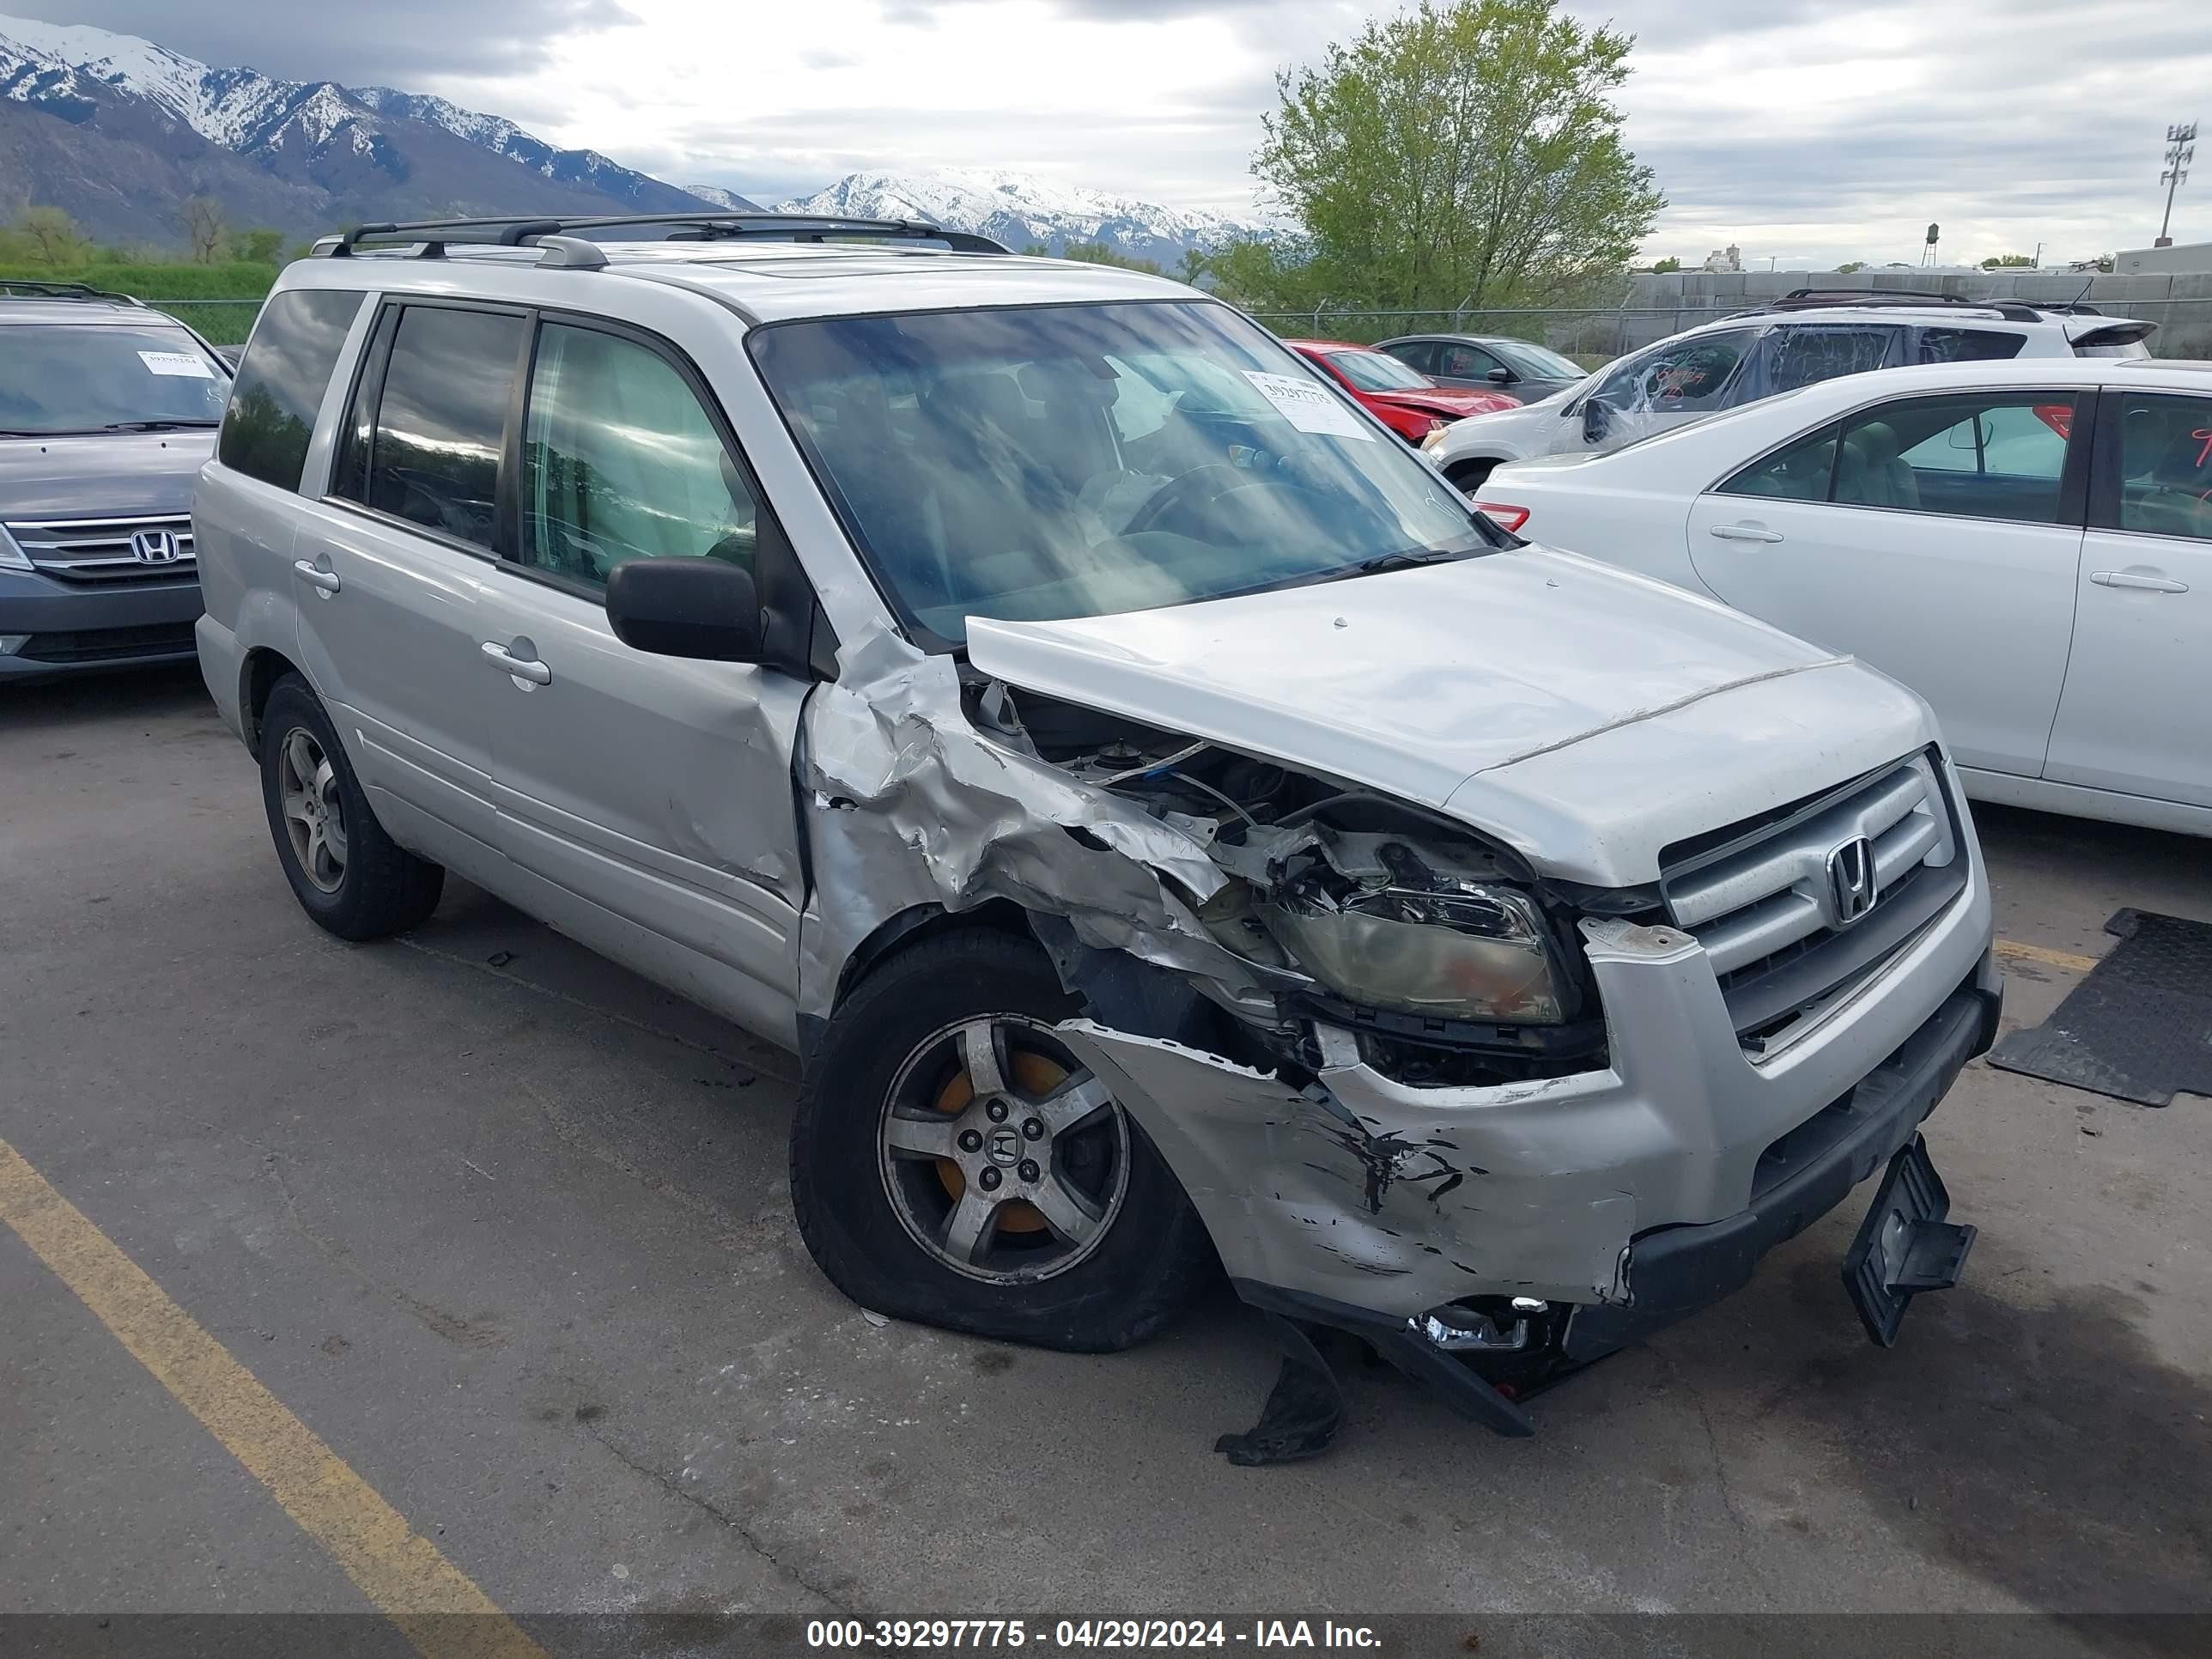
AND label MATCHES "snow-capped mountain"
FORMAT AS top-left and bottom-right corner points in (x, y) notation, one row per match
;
(0, 10), (723, 241)
(685, 185), (767, 213)
(776, 167), (1273, 266)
